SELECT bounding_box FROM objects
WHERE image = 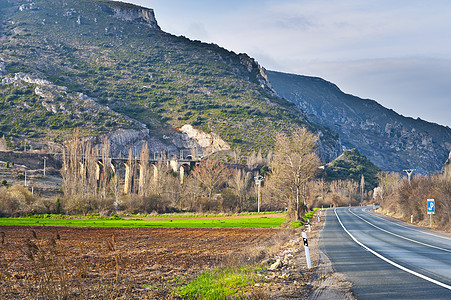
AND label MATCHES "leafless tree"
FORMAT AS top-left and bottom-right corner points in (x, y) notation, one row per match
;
(229, 168), (252, 210)
(270, 128), (320, 221)
(191, 159), (230, 203)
